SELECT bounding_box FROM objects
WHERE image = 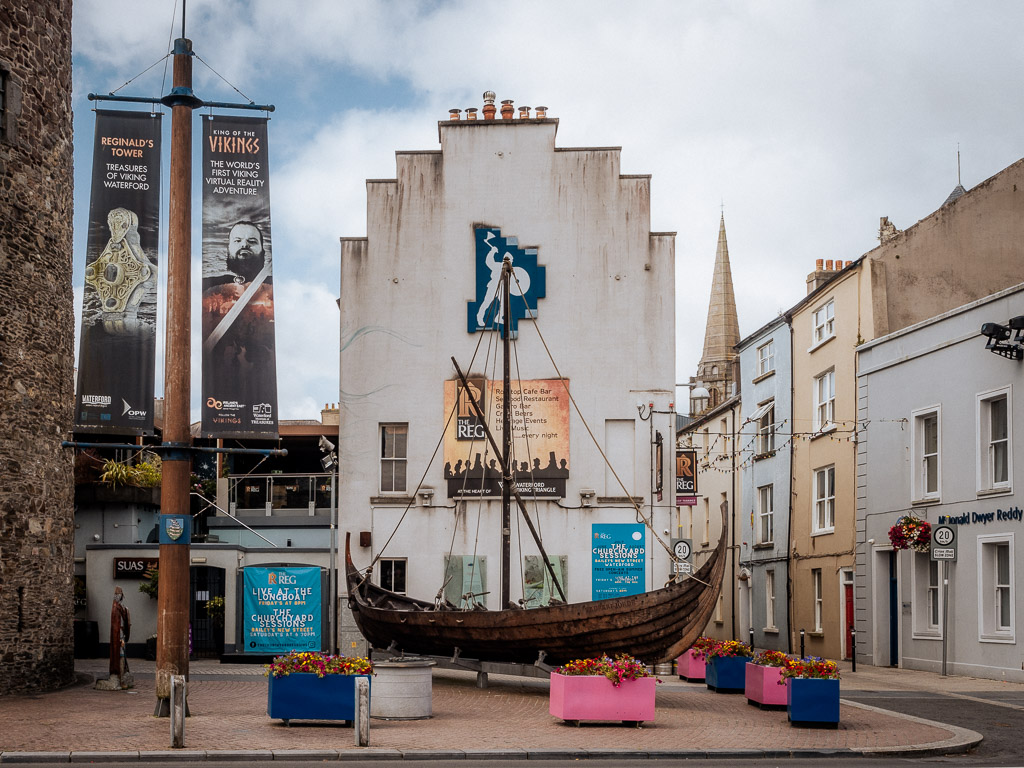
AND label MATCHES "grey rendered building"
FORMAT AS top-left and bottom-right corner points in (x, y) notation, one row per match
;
(856, 283), (1024, 682)
(737, 315), (792, 652)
